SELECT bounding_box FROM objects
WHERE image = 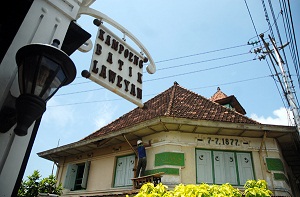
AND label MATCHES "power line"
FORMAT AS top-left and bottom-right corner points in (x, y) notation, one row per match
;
(154, 44), (249, 63)
(243, 0), (277, 81)
(144, 59), (255, 82)
(244, 0), (260, 41)
(247, 11), (281, 44)
(53, 32), (281, 108)
(244, 0), (290, 115)
(261, 0), (275, 38)
(262, 0), (300, 115)
(190, 75), (272, 90)
(267, 0), (294, 92)
(157, 52), (250, 71)
(56, 87), (105, 96)
(56, 58), (256, 97)
(286, 0), (300, 83)
(69, 51), (253, 86)
(49, 74), (272, 107)
(57, 41), (261, 98)
(279, 0), (300, 89)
